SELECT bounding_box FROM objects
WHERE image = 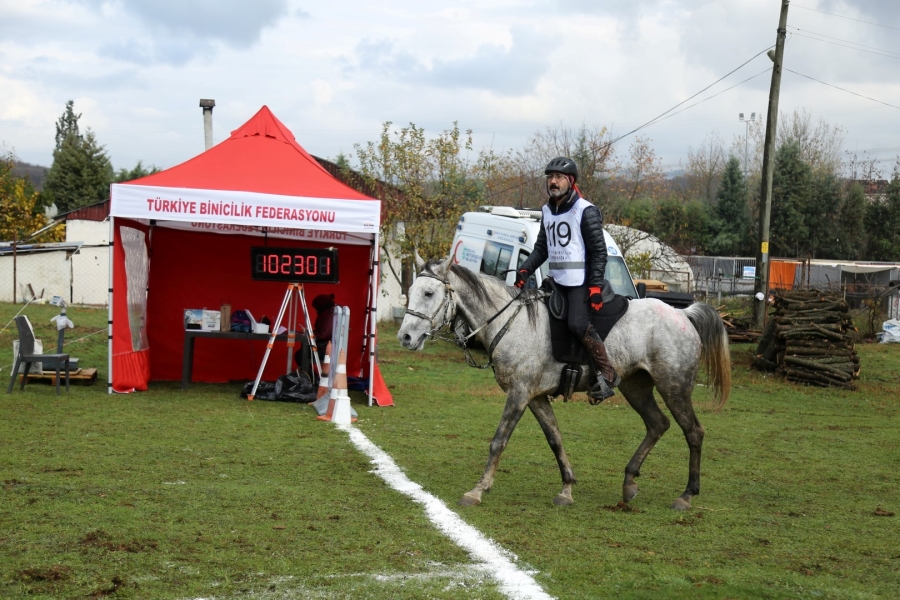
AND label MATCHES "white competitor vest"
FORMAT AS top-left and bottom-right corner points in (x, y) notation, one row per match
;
(542, 197), (593, 286)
